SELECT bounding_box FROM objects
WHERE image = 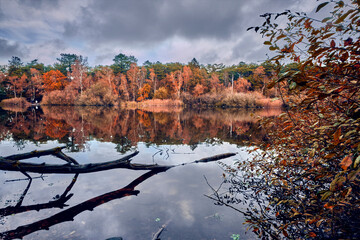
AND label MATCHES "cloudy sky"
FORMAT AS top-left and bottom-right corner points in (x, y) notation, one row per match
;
(0, 0), (319, 67)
